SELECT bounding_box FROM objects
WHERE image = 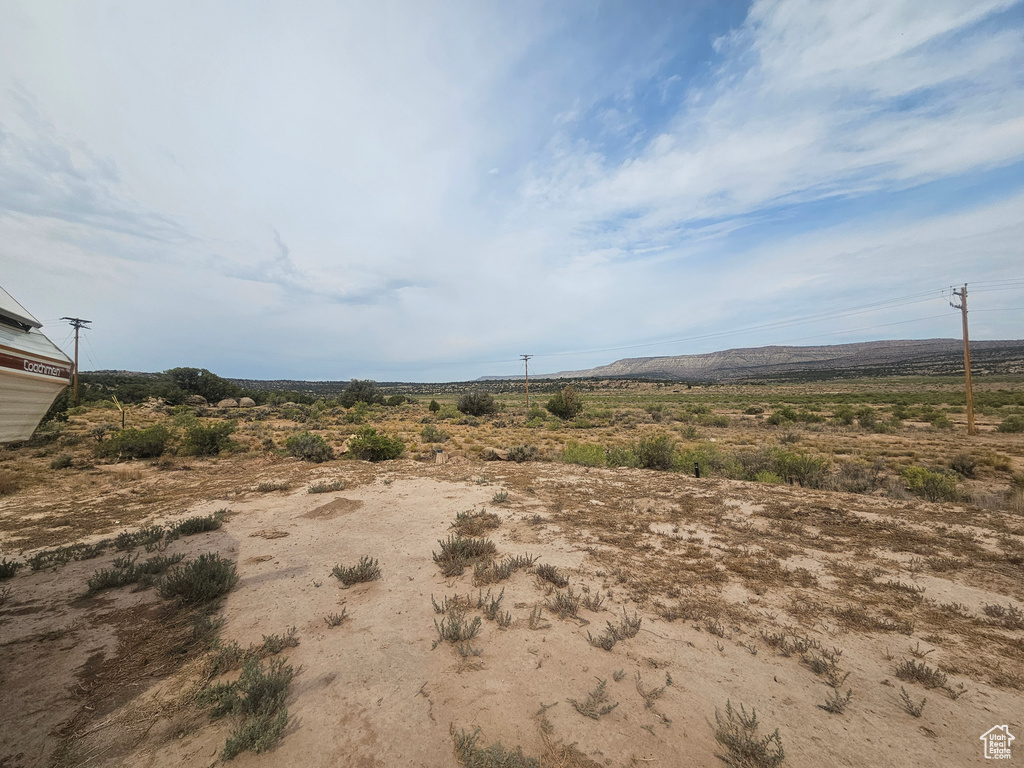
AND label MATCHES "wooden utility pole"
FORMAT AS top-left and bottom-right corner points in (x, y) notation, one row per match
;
(60, 317), (91, 406)
(520, 354), (533, 407)
(949, 286), (976, 435)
